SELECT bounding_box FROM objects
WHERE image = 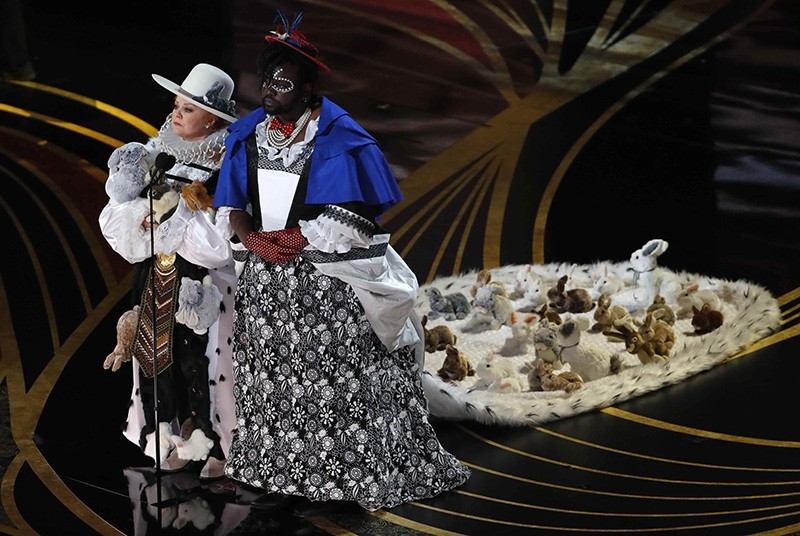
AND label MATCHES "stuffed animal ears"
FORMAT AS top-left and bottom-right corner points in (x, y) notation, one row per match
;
(642, 239), (668, 257)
